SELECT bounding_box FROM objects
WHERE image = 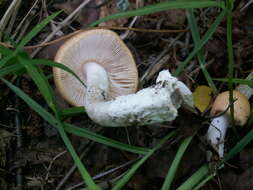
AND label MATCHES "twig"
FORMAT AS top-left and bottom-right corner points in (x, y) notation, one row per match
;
(31, 0), (92, 58)
(140, 31), (185, 86)
(12, 0), (40, 41)
(45, 150), (67, 182)
(240, 0), (253, 11)
(55, 143), (92, 190)
(15, 79), (23, 190)
(5, 0), (22, 35)
(120, 16), (139, 40)
(66, 158), (139, 190)
(0, 0), (21, 40)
